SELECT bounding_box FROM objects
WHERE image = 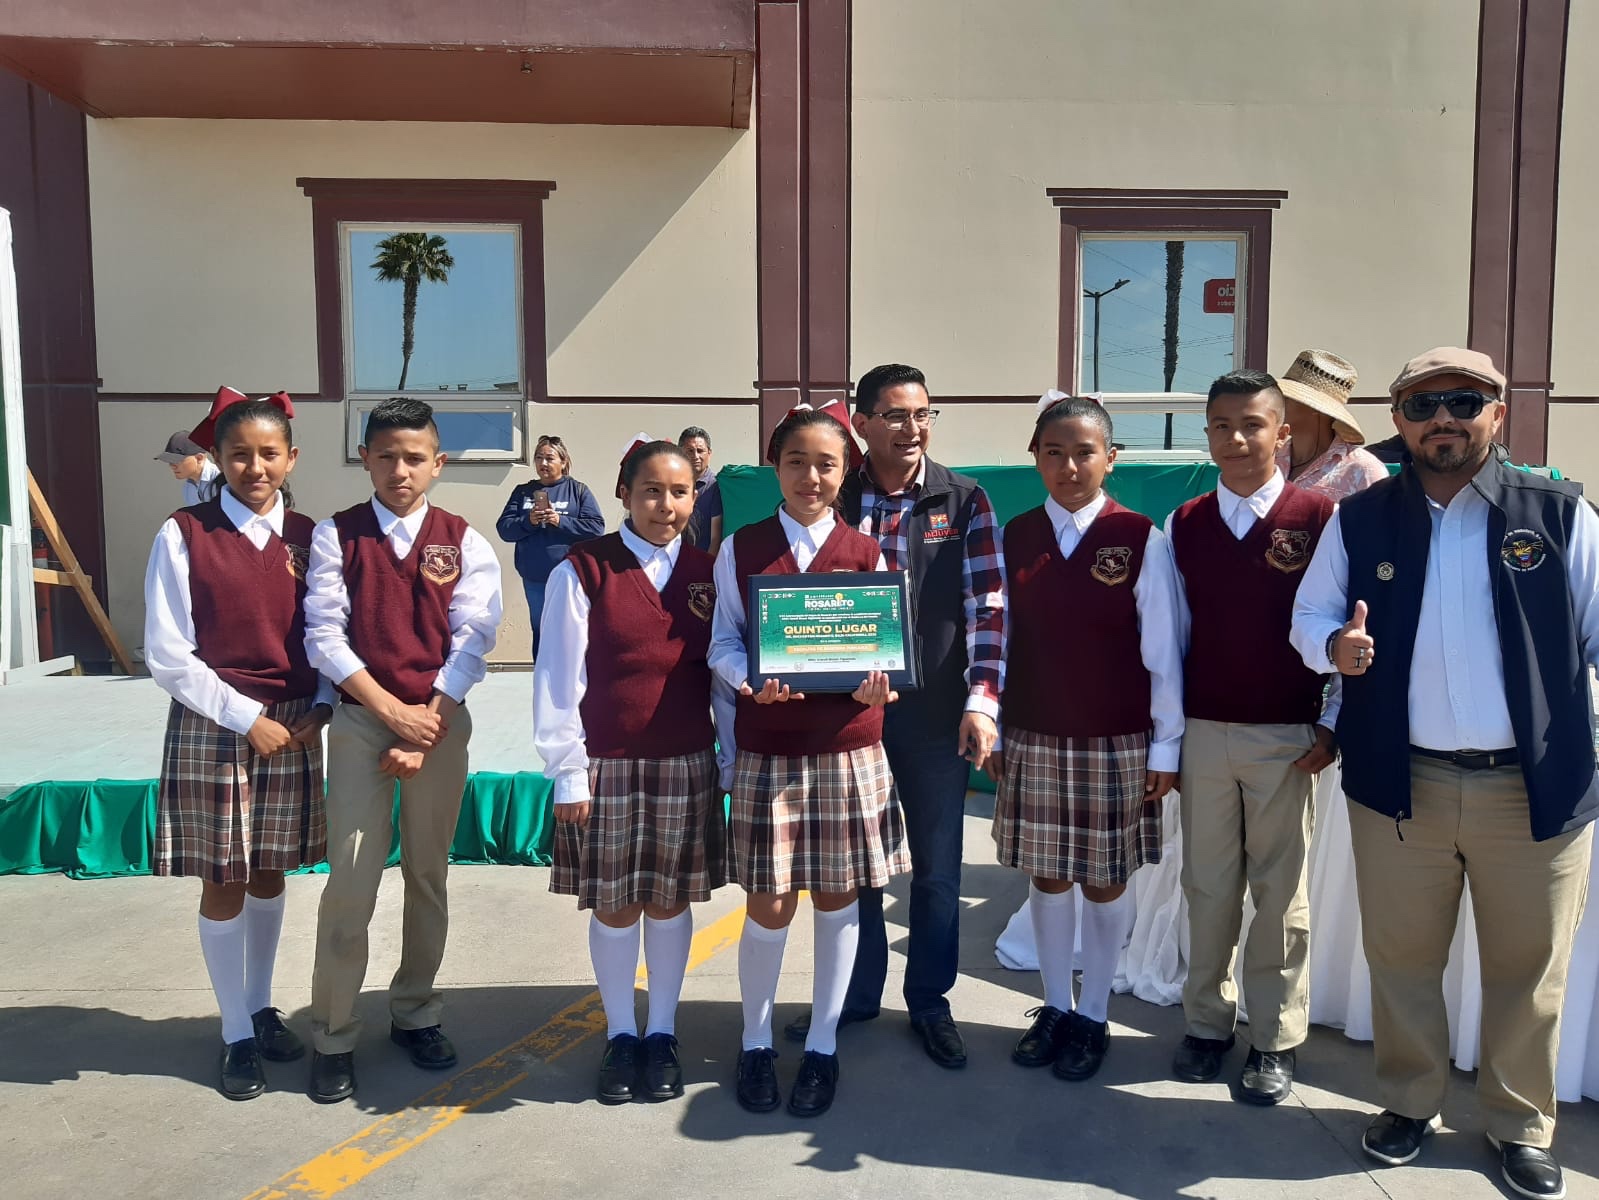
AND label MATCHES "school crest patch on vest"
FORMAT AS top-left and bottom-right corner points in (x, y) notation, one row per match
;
(1265, 528), (1311, 573)
(284, 544), (309, 582)
(1501, 528), (1547, 572)
(687, 581), (716, 621)
(1090, 546), (1132, 586)
(420, 544), (461, 585)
